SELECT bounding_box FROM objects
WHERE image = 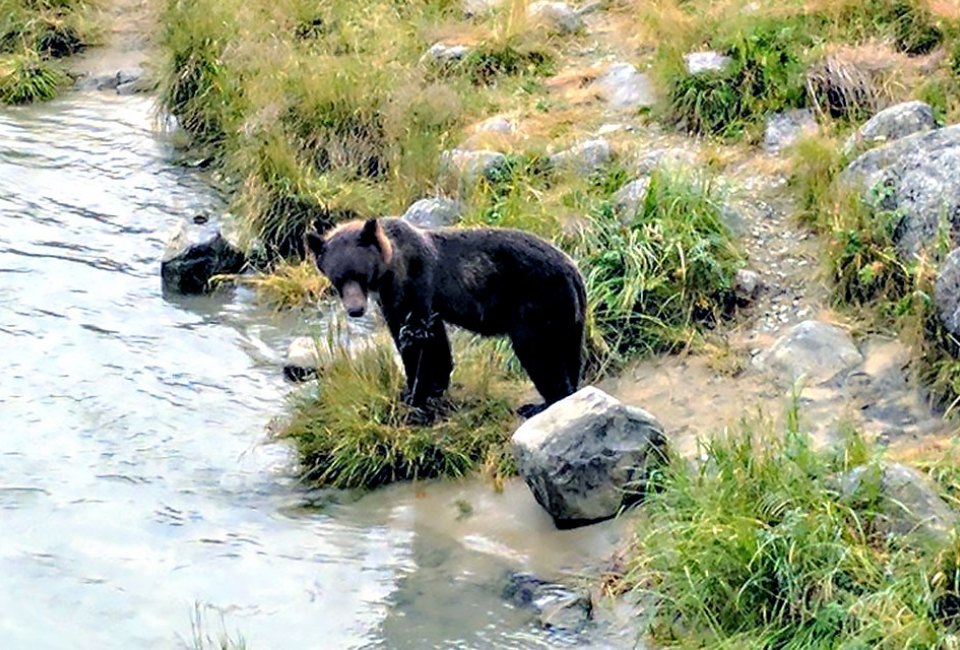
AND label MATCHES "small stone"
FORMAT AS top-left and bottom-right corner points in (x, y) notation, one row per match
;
(282, 333), (378, 382)
(753, 320), (864, 386)
(503, 572), (592, 633)
(550, 138), (613, 175)
(463, 0), (501, 16)
(472, 115), (516, 135)
(734, 269), (762, 303)
(683, 51), (732, 75)
(512, 386), (669, 528)
(439, 149), (509, 186)
(589, 62), (657, 111)
(634, 147), (697, 175)
(527, 2), (583, 34)
(764, 109), (819, 154)
(402, 197), (463, 230)
(934, 248), (960, 336)
(424, 42), (471, 64)
(841, 463), (958, 546)
(612, 178), (650, 222)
